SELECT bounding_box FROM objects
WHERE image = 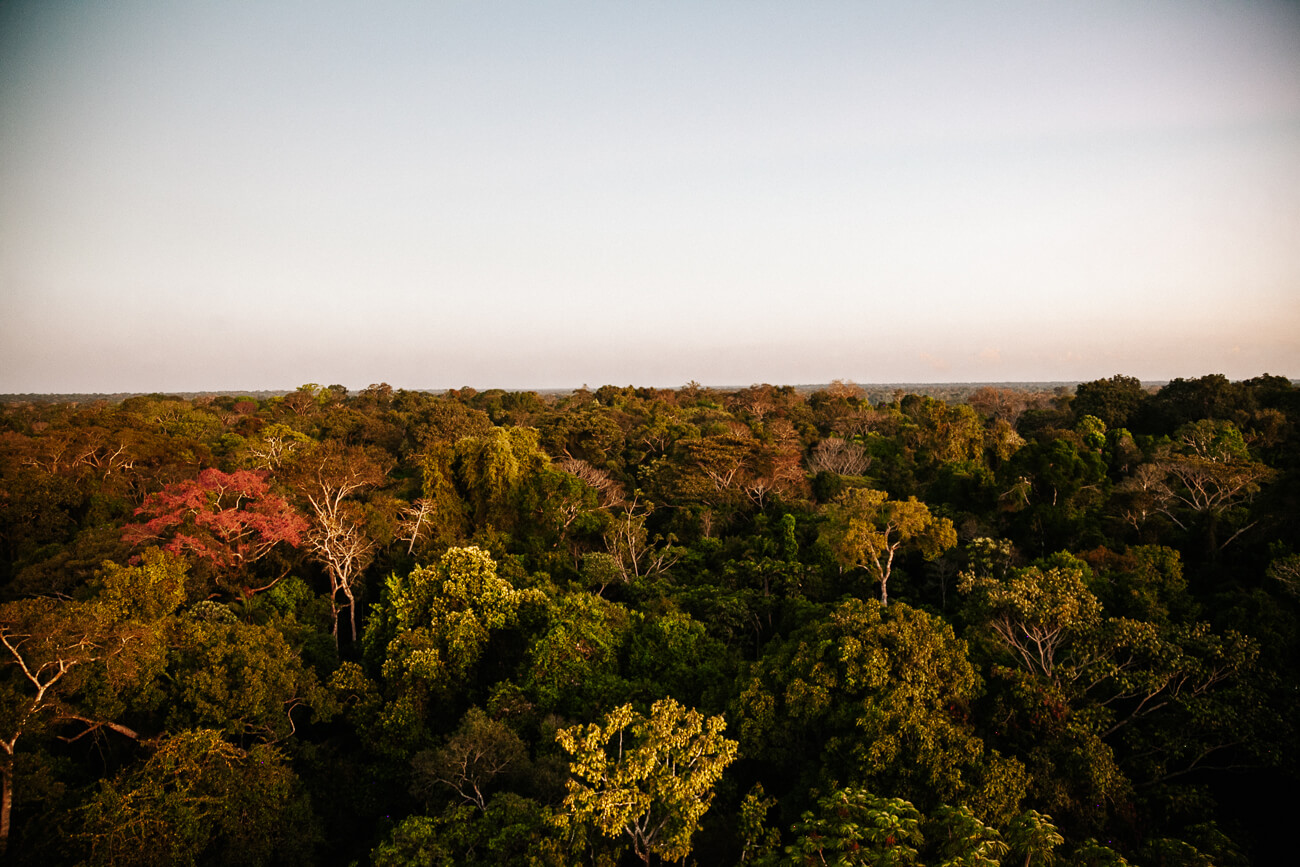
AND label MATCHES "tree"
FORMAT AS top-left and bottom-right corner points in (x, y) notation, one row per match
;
(556, 457), (627, 509)
(1072, 376), (1147, 430)
(823, 488), (957, 605)
(926, 804), (1009, 867)
(958, 549), (1103, 683)
(522, 591), (634, 717)
(243, 423), (313, 471)
(1004, 809), (1064, 867)
(901, 397), (988, 467)
(969, 386), (1038, 427)
(165, 602), (332, 744)
(407, 445), (471, 552)
(645, 436), (750, 535)
(1000, 433), (1108, 553)
(121, 468), (309, 595)
(370, 793), (563, 867)
(1135, 374), (1240, 434)
(736, 783), (780, 864)
(289, 443), (390, 643)
(412, 706), (528, 812)
(453, 427), (550, 534)
(0, 549), (189, 855)
(959, 548), (1259, 825)
(553, 698), (738, 864)
(377, 547), (543, 692)
(783, 786), (923, 867)
(1, 600), (121, 854)
(397, 498), (438, 555)
(959, 548), (1255, 732)
(602, 497), (678, 586)
(734, 598), (1024, 821)
(366, 547), (544, 749)
(1145, 420), (1274, 550)
(76, 728), (315, 867)
(807, 436), (871, 476)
